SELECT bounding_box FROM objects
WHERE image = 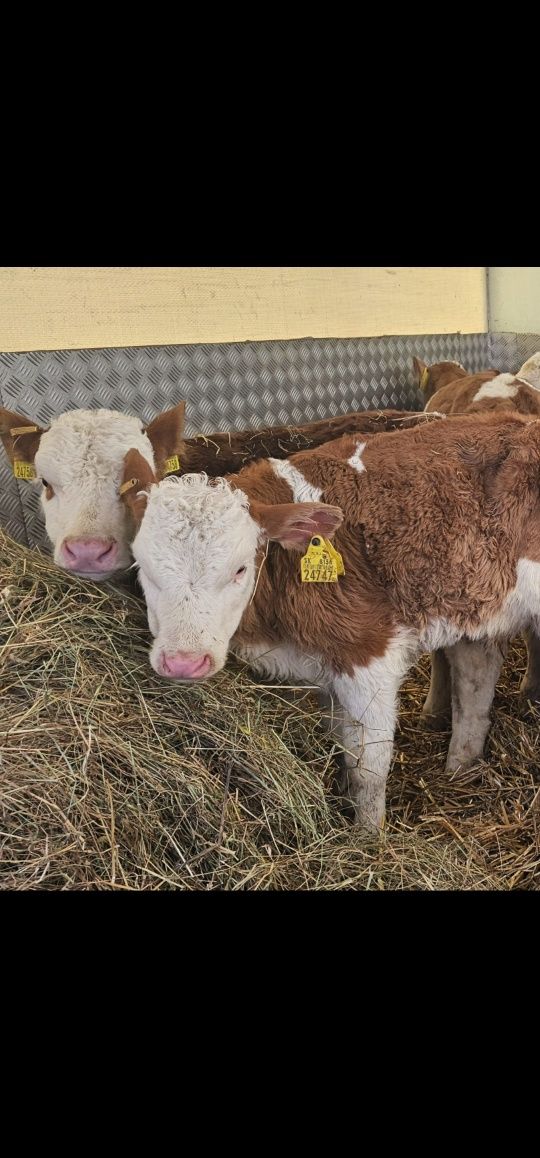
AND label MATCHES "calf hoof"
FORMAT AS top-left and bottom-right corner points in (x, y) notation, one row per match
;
(353, 803), (385, 832)
(421, 709), (451, 732)
(520, 681), (540, 708)
(445, 752), (480, 775)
